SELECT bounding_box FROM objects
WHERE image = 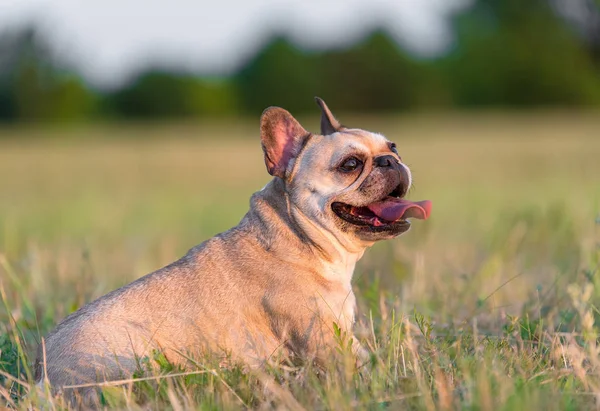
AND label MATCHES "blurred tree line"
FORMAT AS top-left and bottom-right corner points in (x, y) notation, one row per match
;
(0, 0), (599, 123)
